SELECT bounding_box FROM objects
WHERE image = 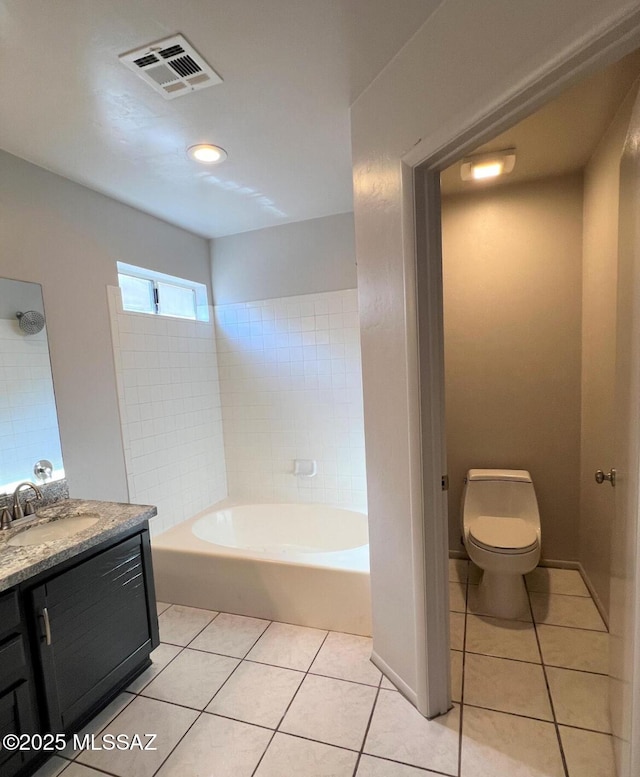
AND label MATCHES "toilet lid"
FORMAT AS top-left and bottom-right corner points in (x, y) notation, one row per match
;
(468, 516), (538, 554)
